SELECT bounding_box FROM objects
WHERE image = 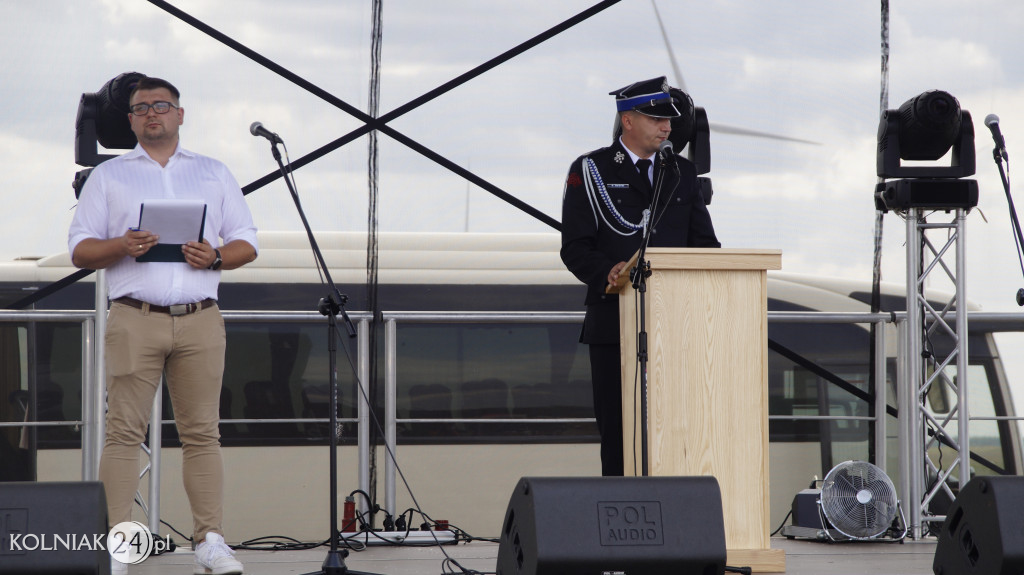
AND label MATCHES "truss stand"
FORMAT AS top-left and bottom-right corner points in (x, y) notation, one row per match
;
(876, 93), (979, 539)
(889, 181), (976, 540)
(260, 142), (372, 575)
